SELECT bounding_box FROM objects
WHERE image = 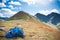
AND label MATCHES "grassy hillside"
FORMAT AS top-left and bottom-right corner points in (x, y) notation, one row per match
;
(56, 23), (60, 30)
(0, 20), (60, 40)
(0, 11), (60, 40)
